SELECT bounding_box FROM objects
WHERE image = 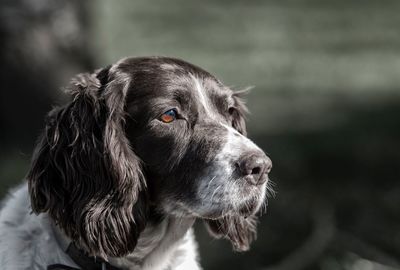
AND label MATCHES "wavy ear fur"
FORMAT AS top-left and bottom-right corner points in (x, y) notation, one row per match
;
(27, 66), (147, 258)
